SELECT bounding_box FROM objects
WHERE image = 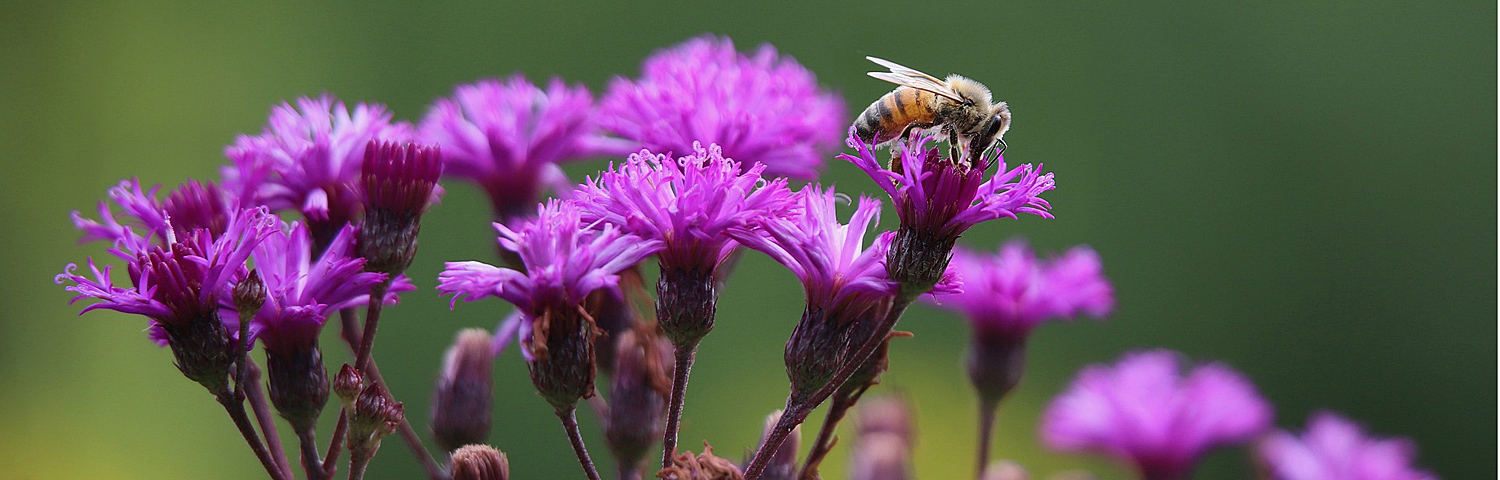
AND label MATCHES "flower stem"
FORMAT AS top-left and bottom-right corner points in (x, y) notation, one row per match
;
(744, 295), (915, 479)
(353, 281), (391, 374)
(660, 344), (697, 467)
(296, 424), (326, 480)
(243, 361), (295, 480)
(215, 387), (288, 480)
(558, 408), (604, 480)
(348, 444), (374, 480)
(797, 393), (857, 480)
(976, 398), (999, 479)
(335, 307), (448, 480)
(322, 412), (348, 478)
